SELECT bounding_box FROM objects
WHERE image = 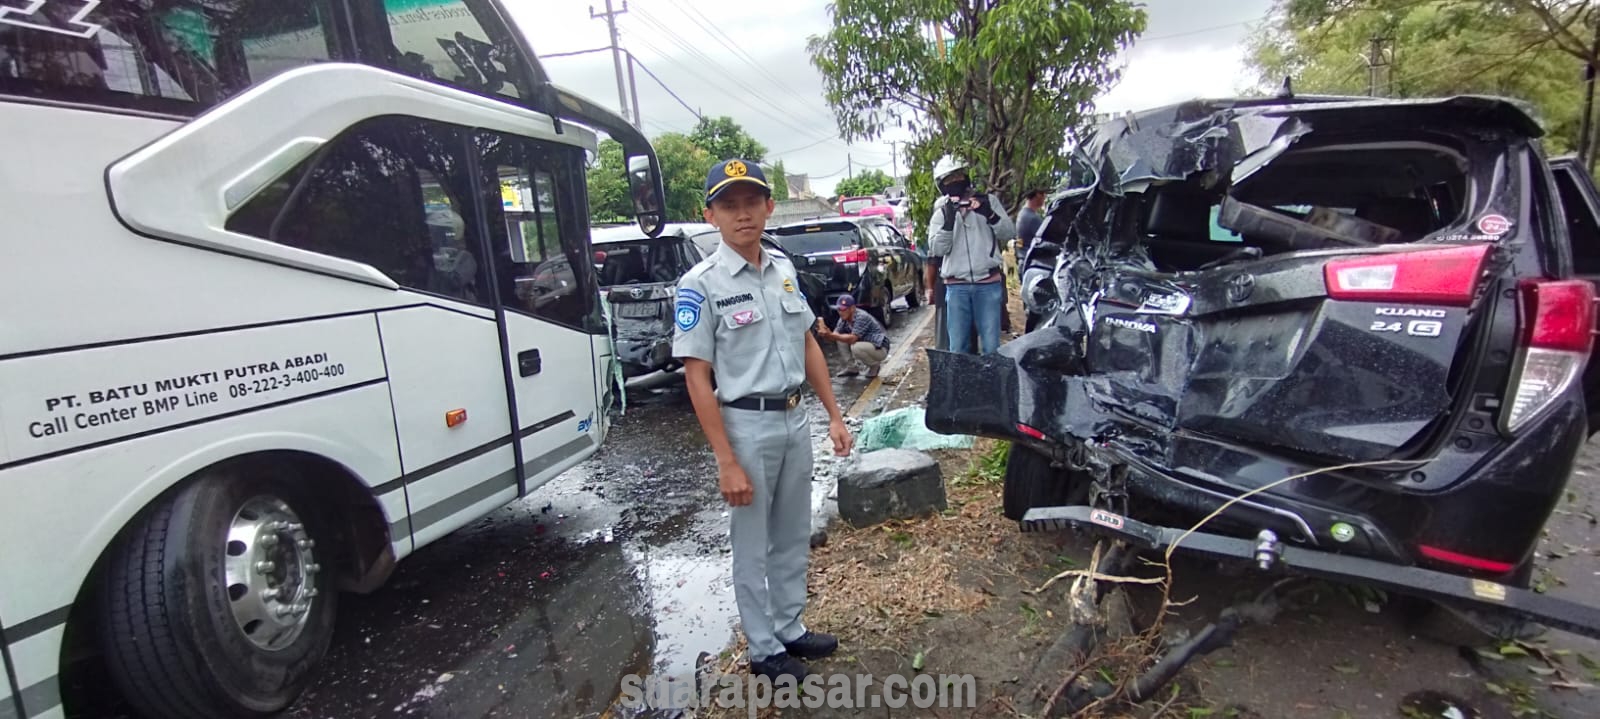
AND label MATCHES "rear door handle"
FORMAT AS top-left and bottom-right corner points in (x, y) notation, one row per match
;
(518, 349), (541, 377)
